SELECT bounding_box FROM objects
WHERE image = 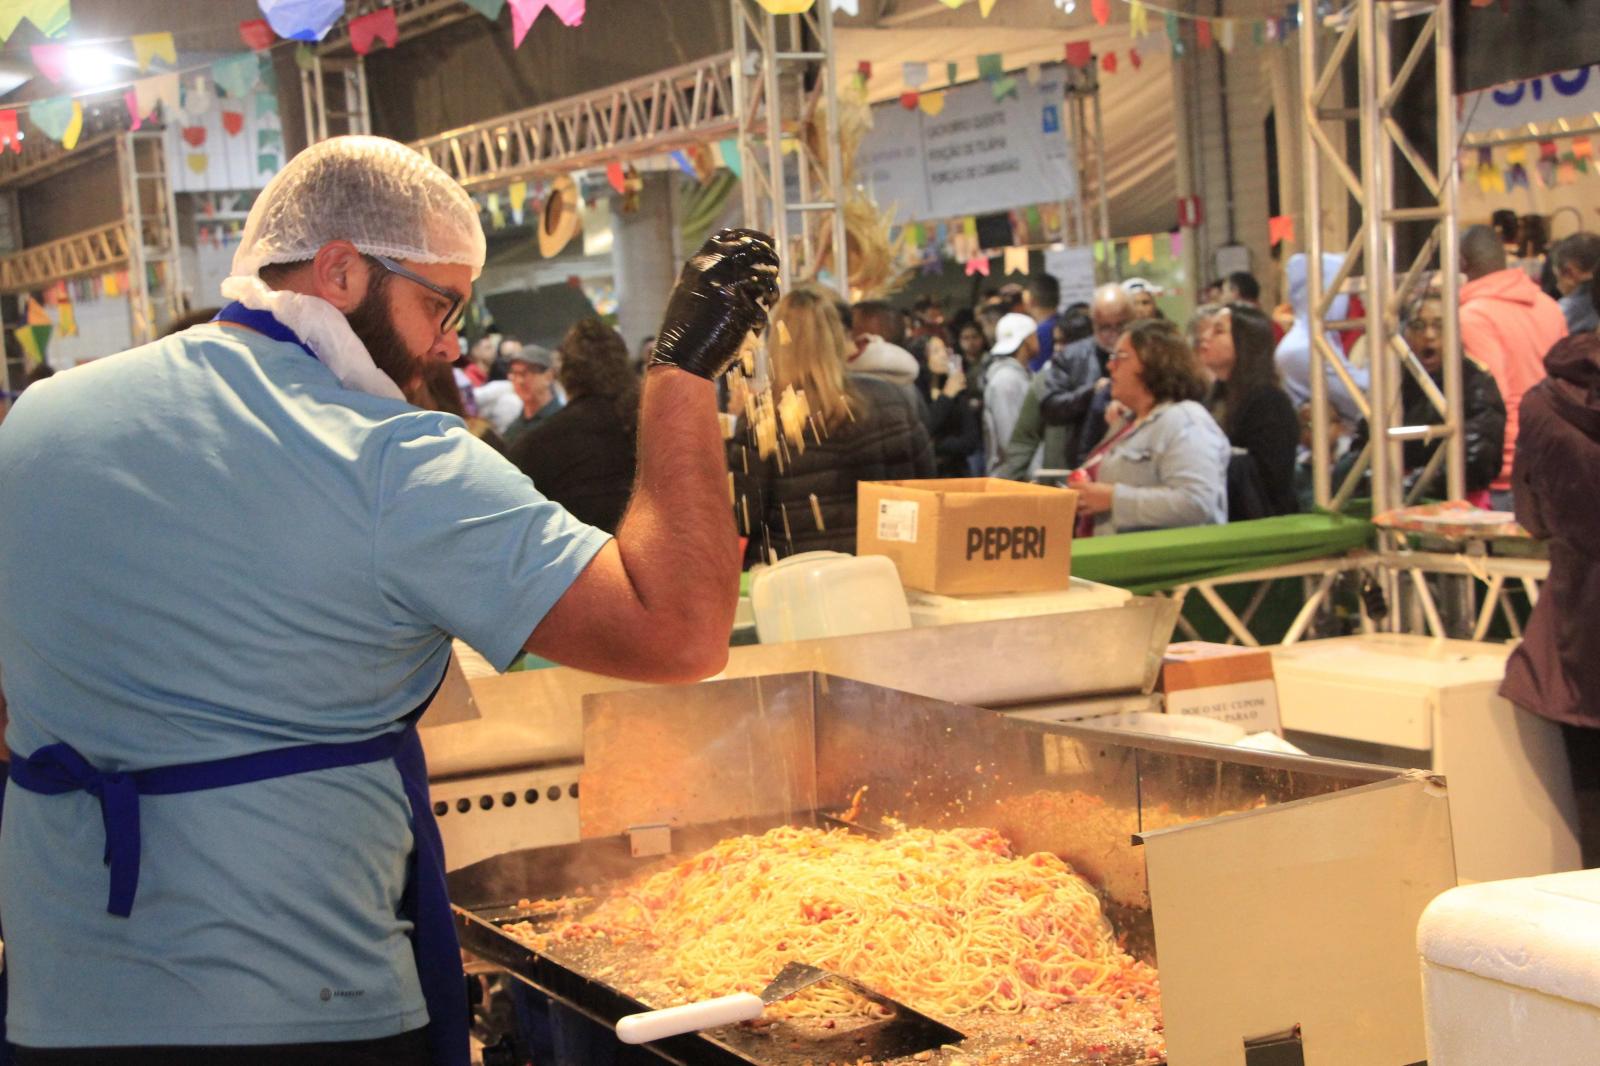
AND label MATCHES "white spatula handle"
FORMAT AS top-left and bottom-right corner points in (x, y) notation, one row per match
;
(615, 993), (765, 1044)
